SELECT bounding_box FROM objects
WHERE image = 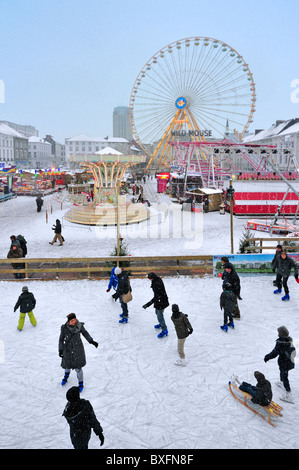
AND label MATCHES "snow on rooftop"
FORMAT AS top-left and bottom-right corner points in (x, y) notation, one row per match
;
(0, 123), (28, 138)
(95, 146), (123, 155)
